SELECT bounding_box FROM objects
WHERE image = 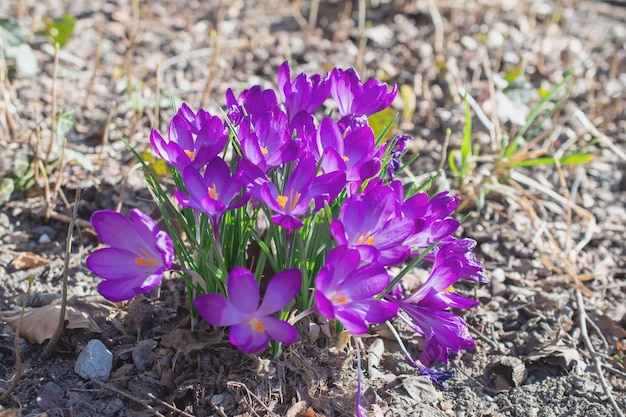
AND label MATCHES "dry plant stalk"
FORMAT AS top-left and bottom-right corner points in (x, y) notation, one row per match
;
(0, 277), (33, 402)
(42, 189), (81, 358)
